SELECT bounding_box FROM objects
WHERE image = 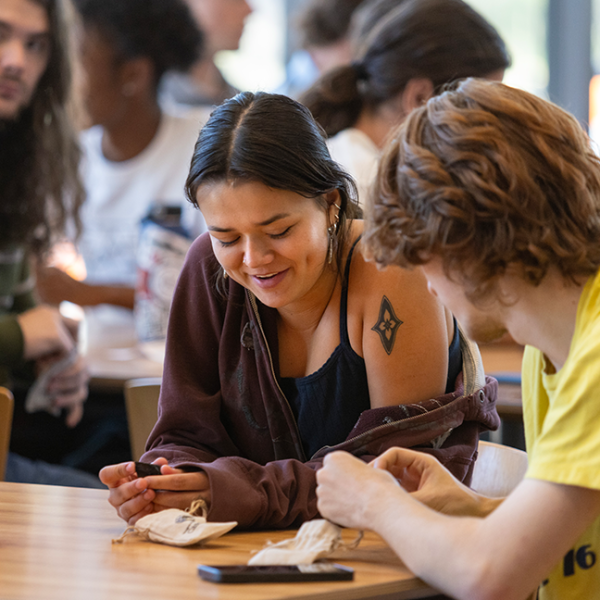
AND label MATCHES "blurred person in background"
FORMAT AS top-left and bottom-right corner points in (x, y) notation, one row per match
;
(160, 0), (252, 108)
(36, 0), (207, 312)
(302, 0), (509, 205)
(0, 0), (100, 487)
(29, 0), (206, 478)
(278, 0), (365, 99)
